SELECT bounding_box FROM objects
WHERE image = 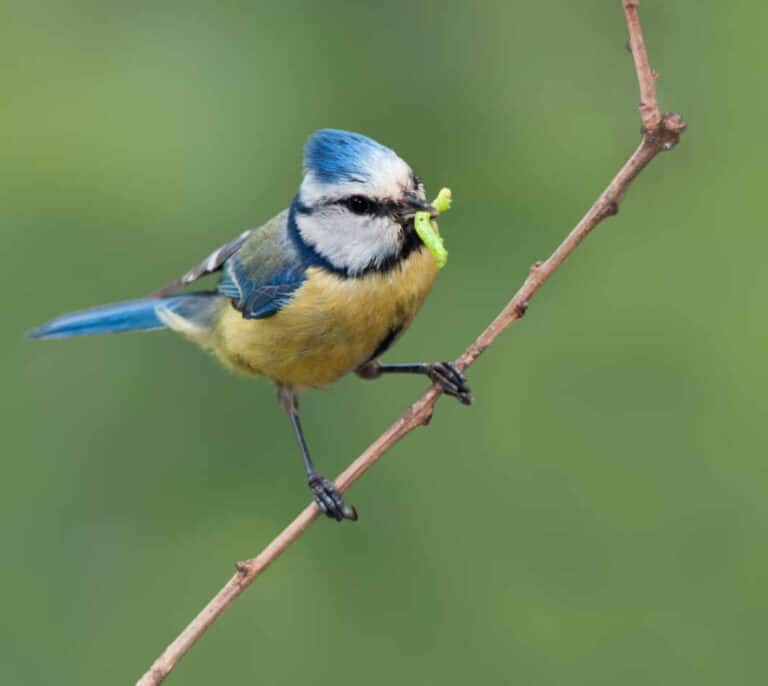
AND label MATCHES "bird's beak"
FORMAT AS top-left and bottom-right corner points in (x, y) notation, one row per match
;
(400, 192), (438, 219)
